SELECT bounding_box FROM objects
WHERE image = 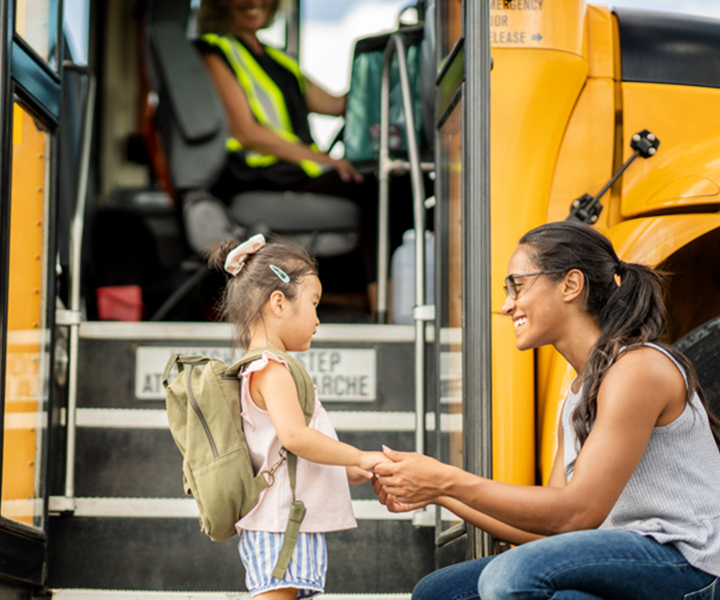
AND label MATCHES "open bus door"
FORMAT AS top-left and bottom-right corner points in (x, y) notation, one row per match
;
(432, 0), (493, 565)
(40, 0), (444, 596)
(0, 0), (70, 597)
